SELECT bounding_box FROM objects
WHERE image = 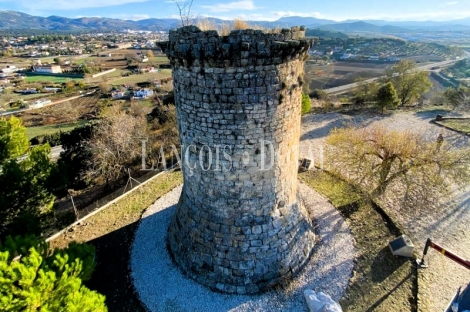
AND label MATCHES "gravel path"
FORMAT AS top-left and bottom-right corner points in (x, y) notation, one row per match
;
(131, 108), (468, 311)
(300, 109), (470, 311)
(131, 184), (354, 312)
